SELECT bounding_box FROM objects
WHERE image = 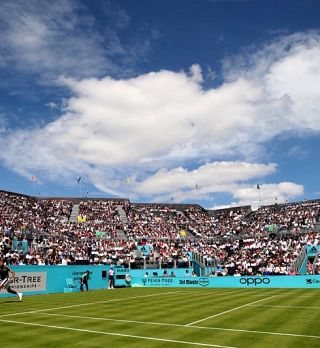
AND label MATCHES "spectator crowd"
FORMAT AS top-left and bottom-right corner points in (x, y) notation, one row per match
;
(1, 190), (320, 275)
